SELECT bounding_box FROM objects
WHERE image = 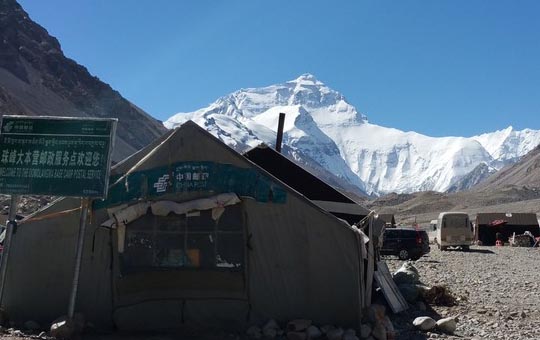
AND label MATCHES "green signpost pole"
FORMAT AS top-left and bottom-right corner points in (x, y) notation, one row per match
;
(67, 198), (90, 319)
(0, 194), (20, 307)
